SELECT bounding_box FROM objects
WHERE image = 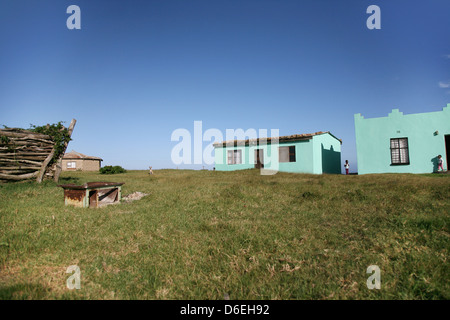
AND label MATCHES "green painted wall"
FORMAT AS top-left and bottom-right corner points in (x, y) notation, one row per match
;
(214, 132), (342, 174)
(277, 140), (314, 173)
(354, 104), (450, 174)
(312, 133), (342, 174)
(214, 145), (254, 171)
